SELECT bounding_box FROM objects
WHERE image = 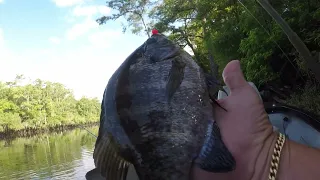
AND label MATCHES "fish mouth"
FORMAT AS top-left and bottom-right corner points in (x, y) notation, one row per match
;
(142, 34), (181, 63)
